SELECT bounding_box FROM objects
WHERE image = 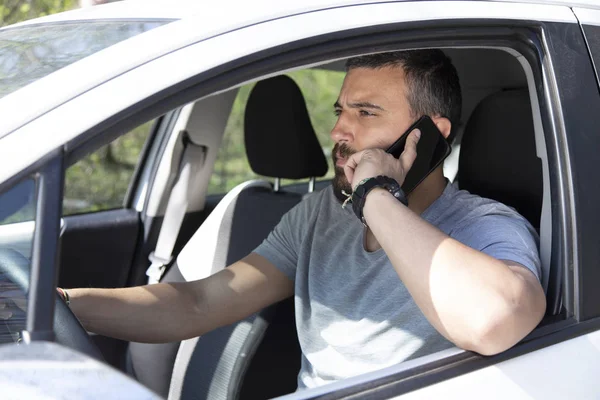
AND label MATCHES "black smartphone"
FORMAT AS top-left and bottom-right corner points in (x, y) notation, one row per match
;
(386, 115), (451, 194)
